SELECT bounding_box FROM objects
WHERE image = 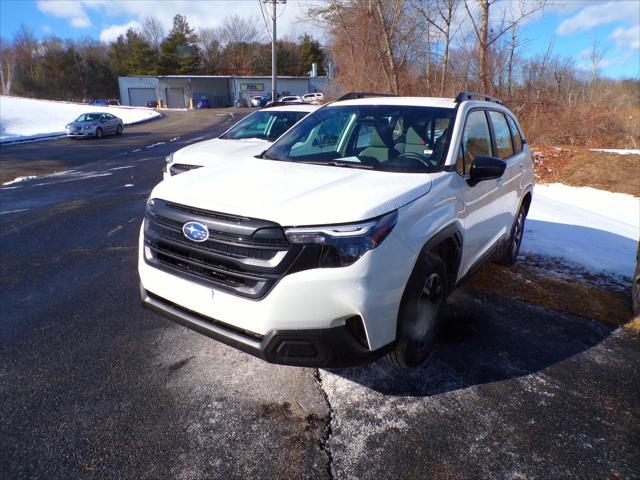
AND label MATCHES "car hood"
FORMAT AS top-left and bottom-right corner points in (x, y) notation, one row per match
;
(172, 138), (271, 167)
(67, 121), (98, 127)
(152, 157), (432, 226)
